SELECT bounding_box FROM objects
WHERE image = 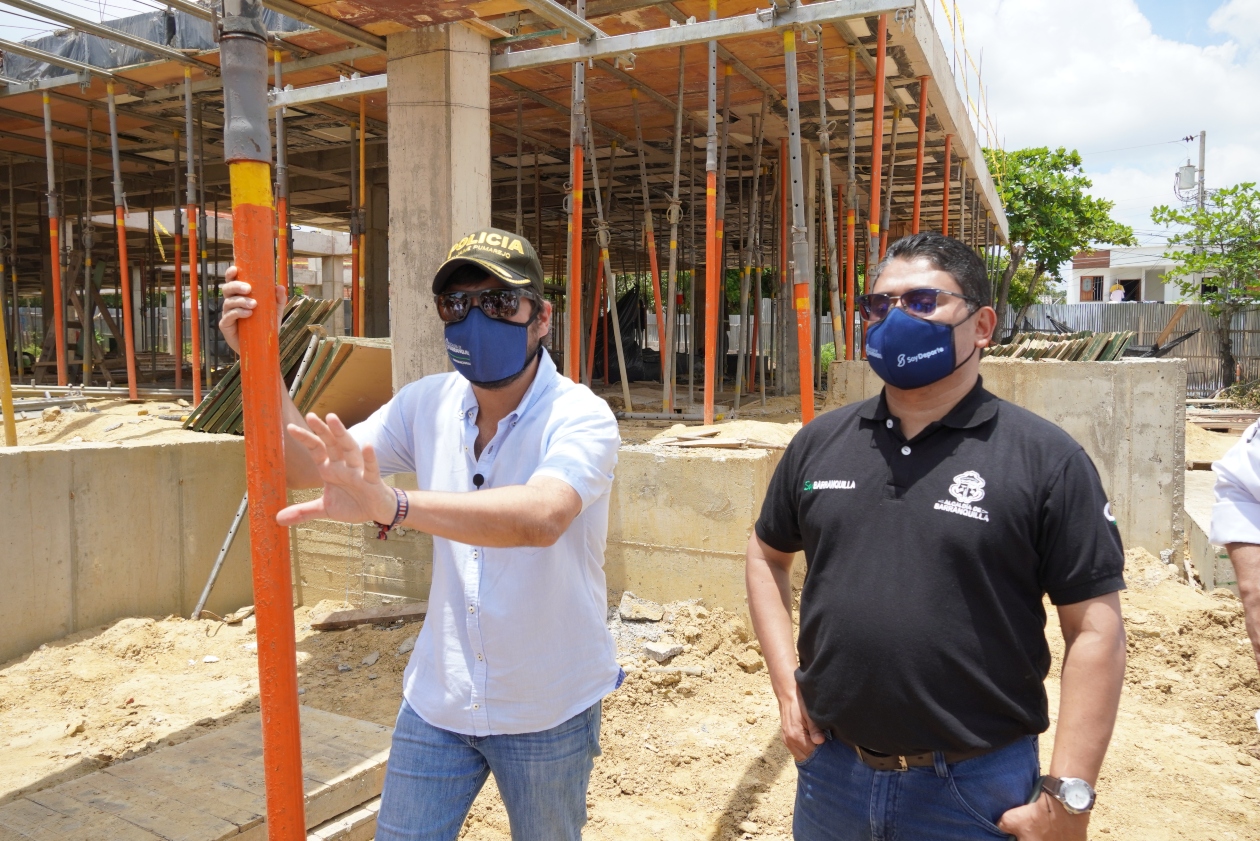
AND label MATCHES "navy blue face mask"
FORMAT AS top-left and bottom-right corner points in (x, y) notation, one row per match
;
(444, 307), (534, 387)
(866, 307), (977, 390)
